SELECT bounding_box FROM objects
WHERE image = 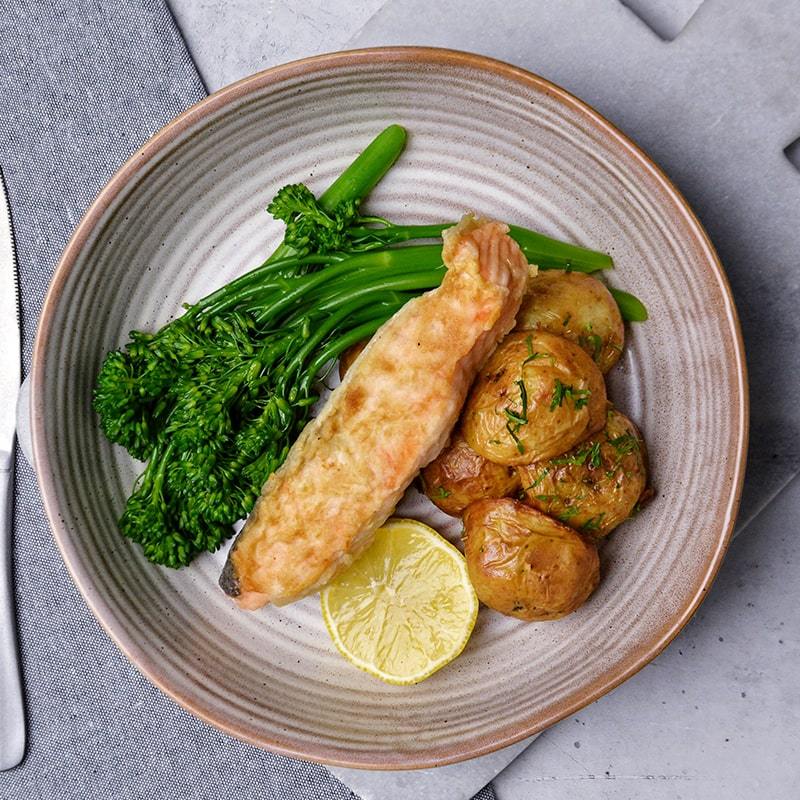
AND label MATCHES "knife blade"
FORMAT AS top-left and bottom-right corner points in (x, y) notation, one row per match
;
(0, 175), (20, 459)
(0, 168), (25, 771)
